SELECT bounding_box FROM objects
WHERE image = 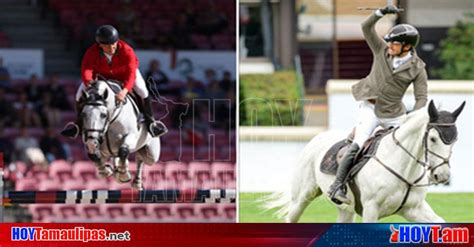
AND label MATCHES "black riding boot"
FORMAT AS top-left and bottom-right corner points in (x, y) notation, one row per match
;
(327, 143), (360, 205)
(60, 103), (82, 139)
(143, 96), (168, 137)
